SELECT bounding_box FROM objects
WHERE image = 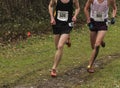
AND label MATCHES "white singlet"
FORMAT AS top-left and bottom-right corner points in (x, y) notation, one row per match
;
(90, 0), (109, 21)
